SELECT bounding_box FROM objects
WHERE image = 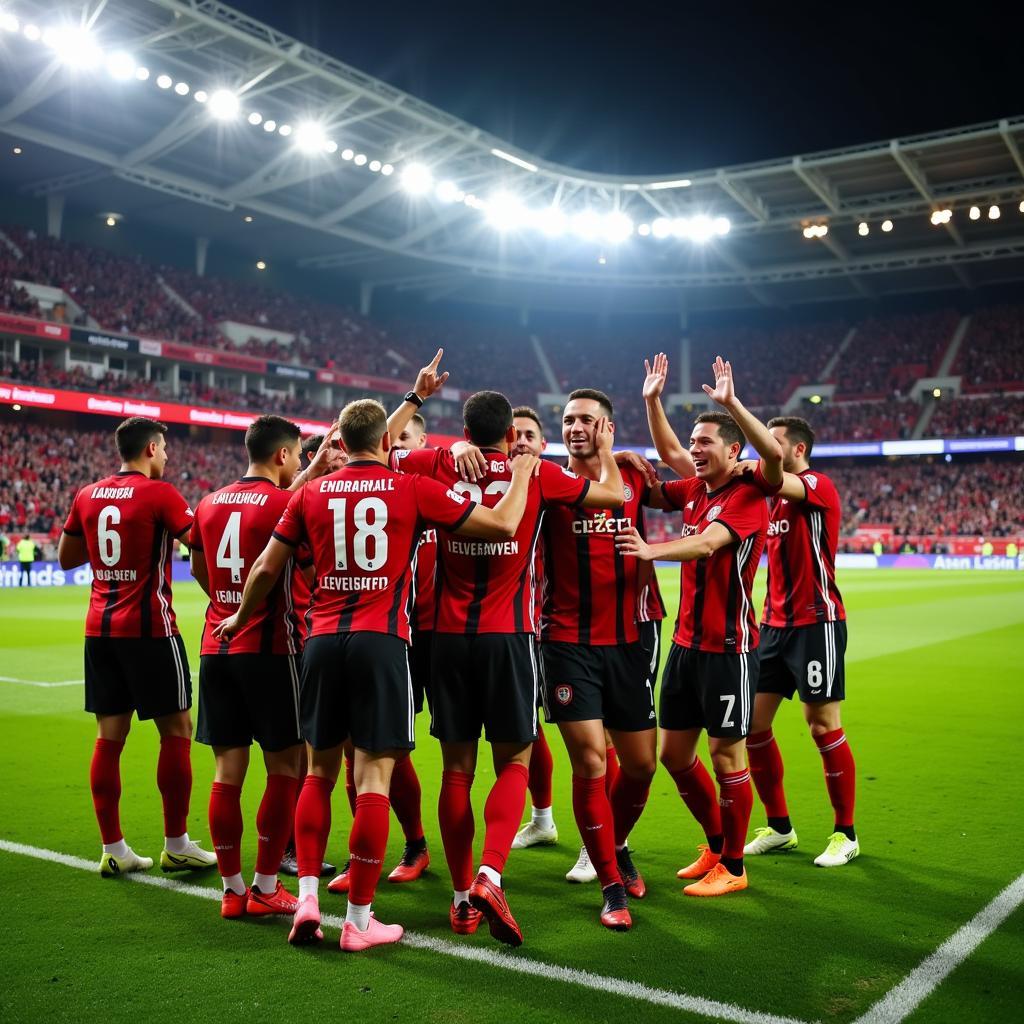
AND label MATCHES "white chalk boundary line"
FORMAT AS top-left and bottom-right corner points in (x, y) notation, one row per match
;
(0, 837), (806, 1024)
(0, 675), (81, 687)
